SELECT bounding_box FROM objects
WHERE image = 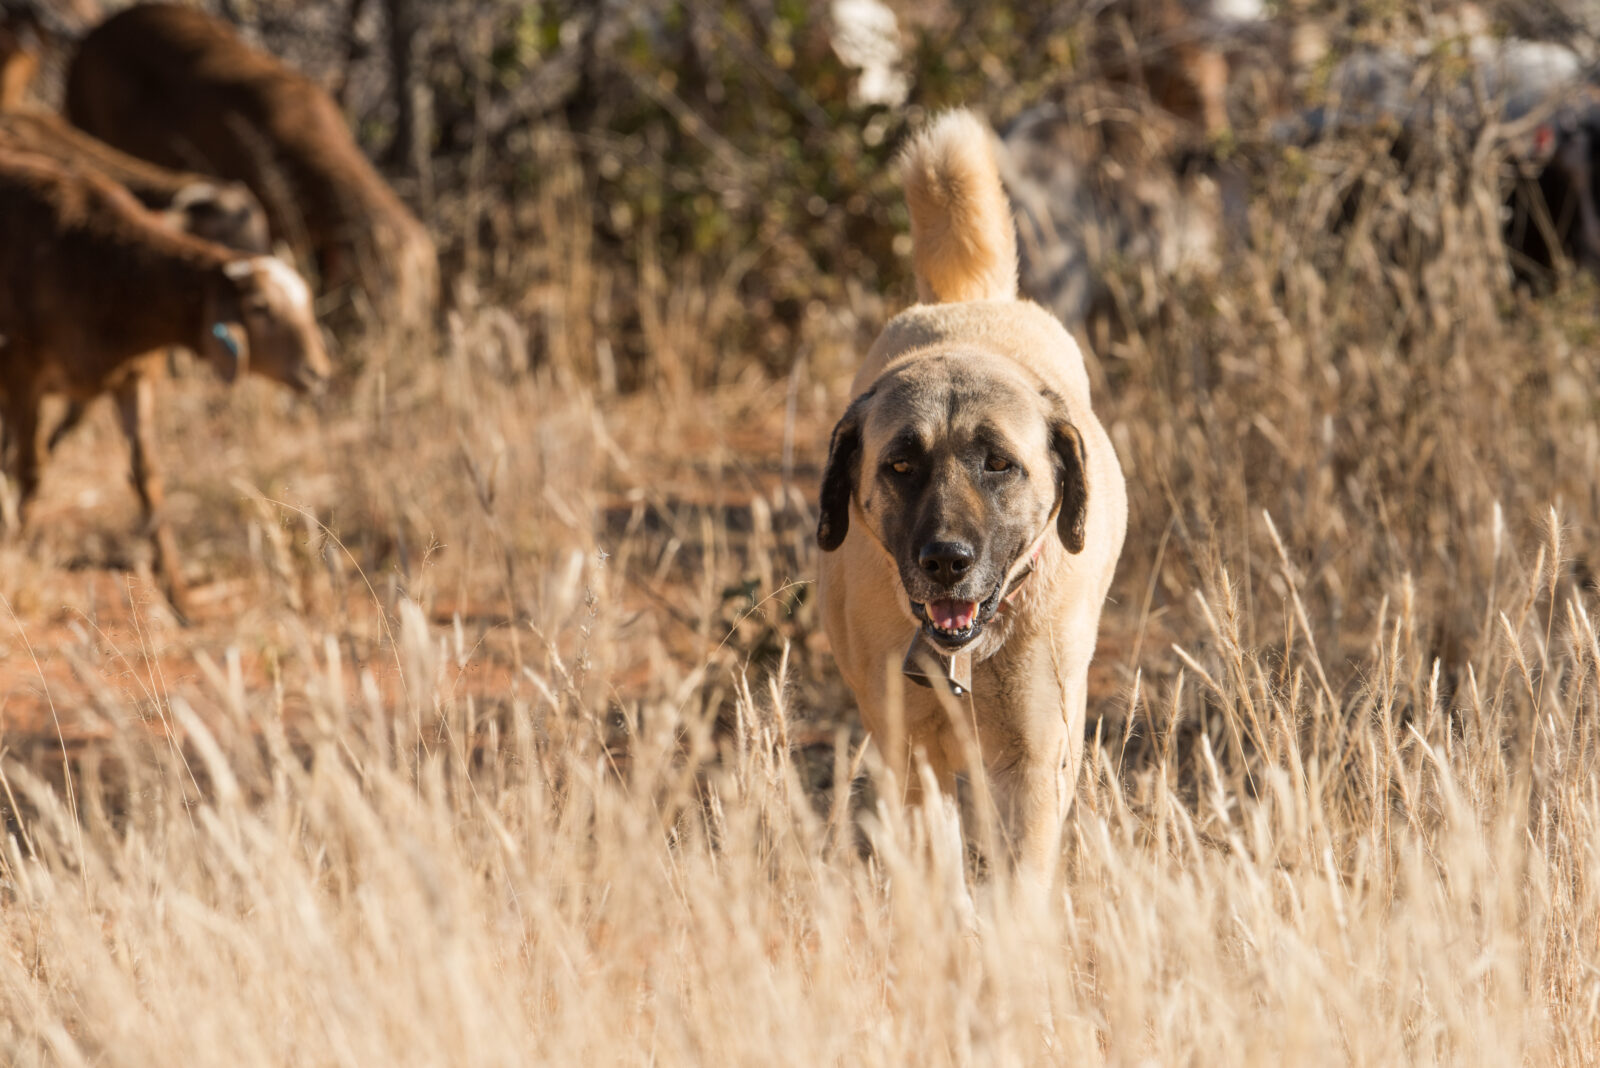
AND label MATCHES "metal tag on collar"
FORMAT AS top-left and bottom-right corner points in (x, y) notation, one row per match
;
(211, 322), (241, 362)
(902, 634), (973, 696)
